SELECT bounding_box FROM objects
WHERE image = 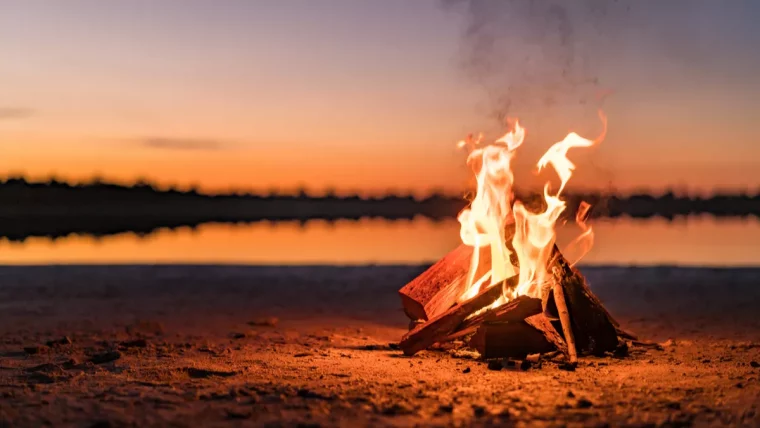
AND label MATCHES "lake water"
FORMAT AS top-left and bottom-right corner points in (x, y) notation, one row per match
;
(0, 216), (758, 266)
